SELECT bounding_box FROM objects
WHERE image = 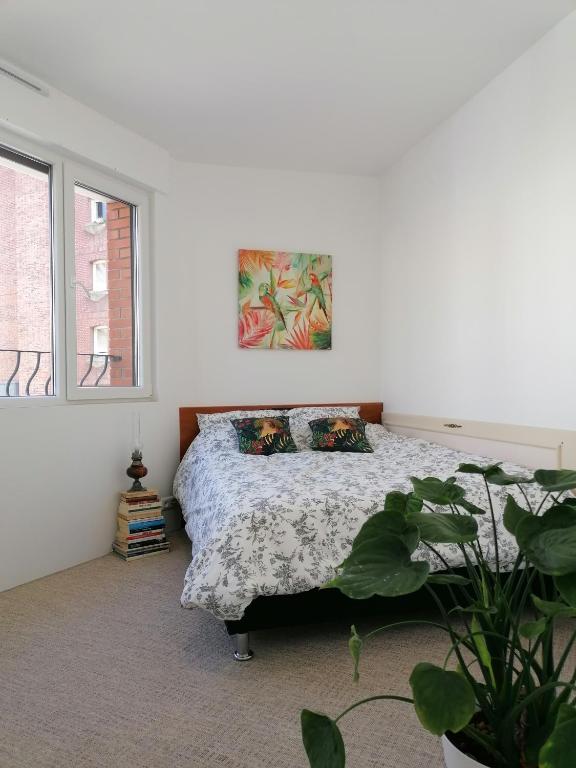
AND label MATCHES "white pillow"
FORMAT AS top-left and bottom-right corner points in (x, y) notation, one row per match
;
(197, 409), (286, 432)
(288, 405), (361, 451)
